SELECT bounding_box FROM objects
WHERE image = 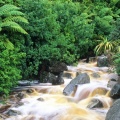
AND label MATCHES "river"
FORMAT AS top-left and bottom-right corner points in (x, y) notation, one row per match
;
(5, 61), (113, 120)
